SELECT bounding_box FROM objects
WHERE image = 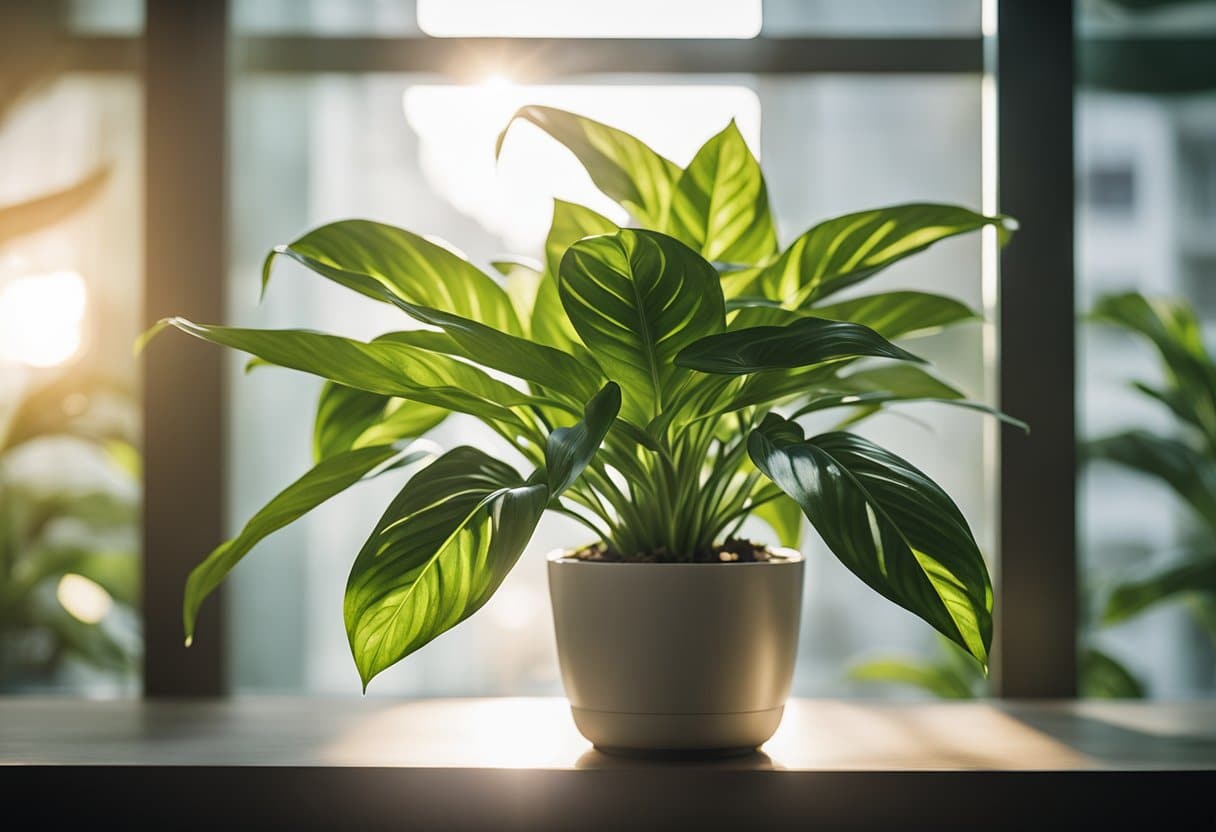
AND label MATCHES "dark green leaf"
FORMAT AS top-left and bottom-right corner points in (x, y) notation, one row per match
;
(559, 229), (726, 423)
(1080, 647), (1145, 699)
(749, 416), (992, 665)
(668, 120), (777, 264)
(498, 105), (681, 228)
(749, 203), (1015, 306)
(1104, 556), (1216, 625)
(344, 447), (547, 688)
(675, 316), (923, 375)
(267, 219), (521, 335)
(544, 382), (621, 495)
(1087, 430), (1216, 531)
(185, 443), (428, 642)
